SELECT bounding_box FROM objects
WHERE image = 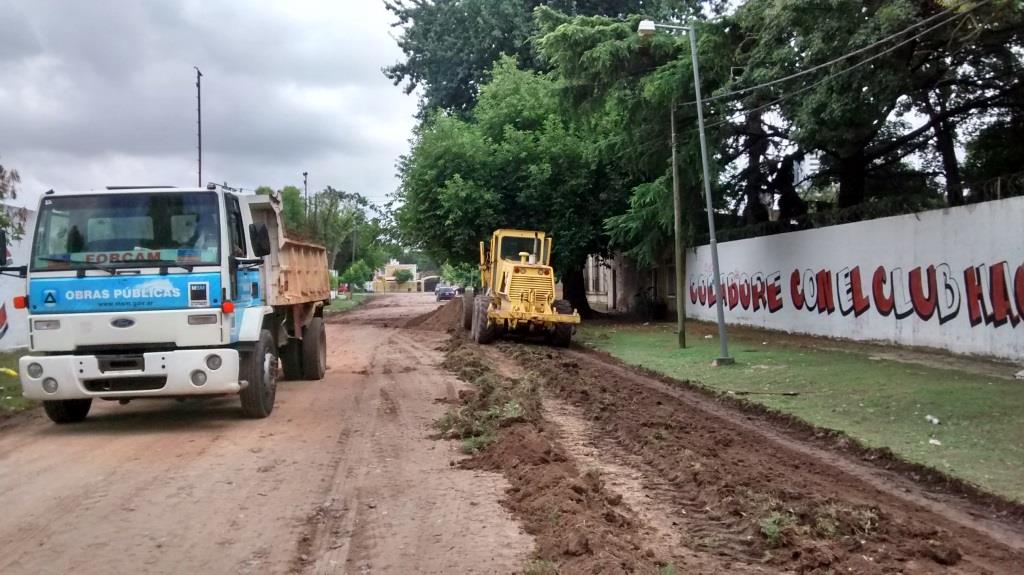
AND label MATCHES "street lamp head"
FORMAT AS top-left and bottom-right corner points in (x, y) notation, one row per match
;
(637, 19), (657, 37)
